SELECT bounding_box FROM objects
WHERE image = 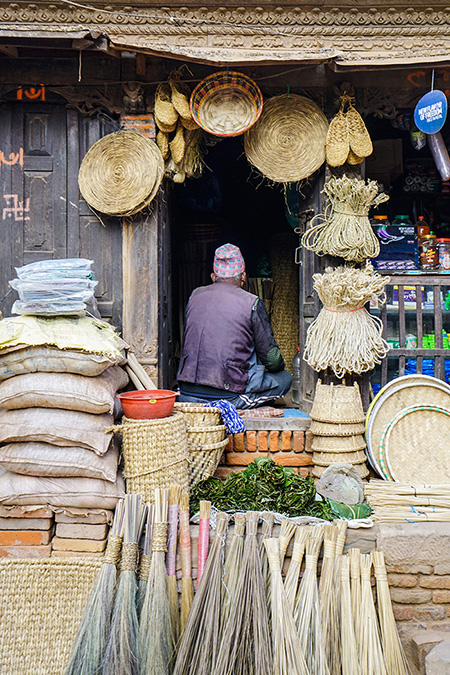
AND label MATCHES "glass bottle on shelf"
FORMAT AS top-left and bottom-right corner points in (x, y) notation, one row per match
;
(419, 234), (439, 270)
